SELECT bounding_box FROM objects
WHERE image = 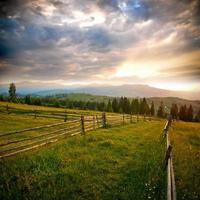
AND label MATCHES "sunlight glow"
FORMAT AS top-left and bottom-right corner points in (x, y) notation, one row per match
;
(71, 10), (105, 28)
(113, 63), (158, 78)
(150, 82), (196, 91)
